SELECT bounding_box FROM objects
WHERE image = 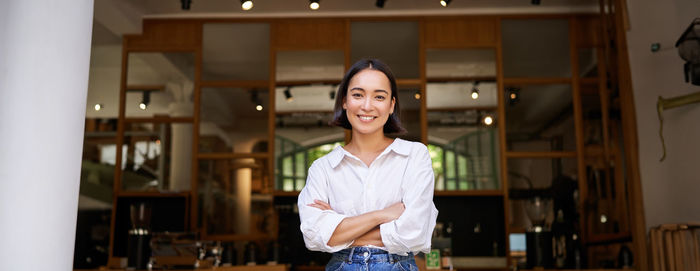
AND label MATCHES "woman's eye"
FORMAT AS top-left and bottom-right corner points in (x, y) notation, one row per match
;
(352, 93), (363, 98)
(375, 95), (386, 101)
